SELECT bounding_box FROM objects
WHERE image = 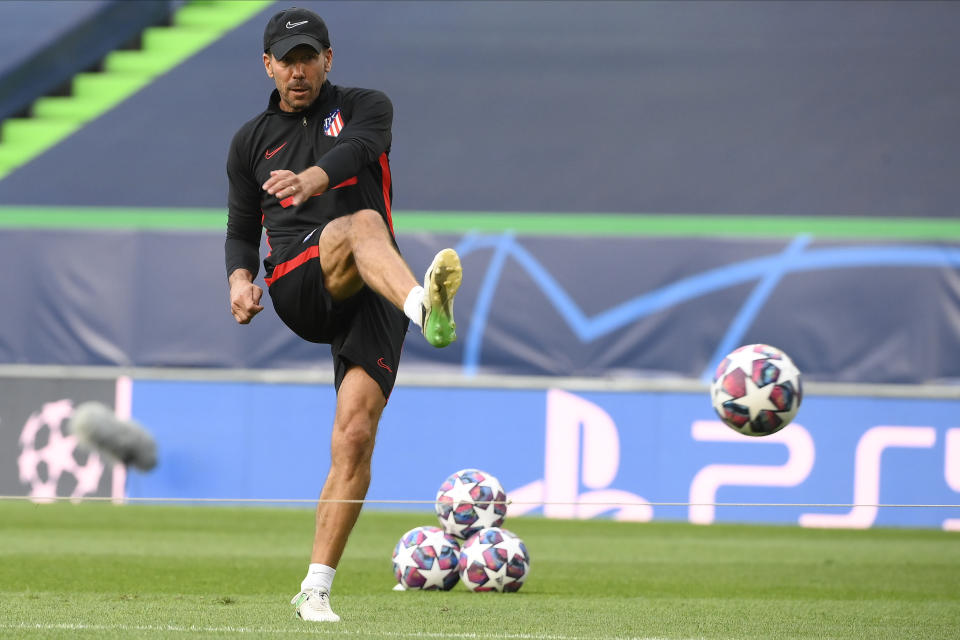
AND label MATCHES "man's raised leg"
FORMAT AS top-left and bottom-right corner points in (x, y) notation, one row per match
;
(318, 210), (462, 348)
